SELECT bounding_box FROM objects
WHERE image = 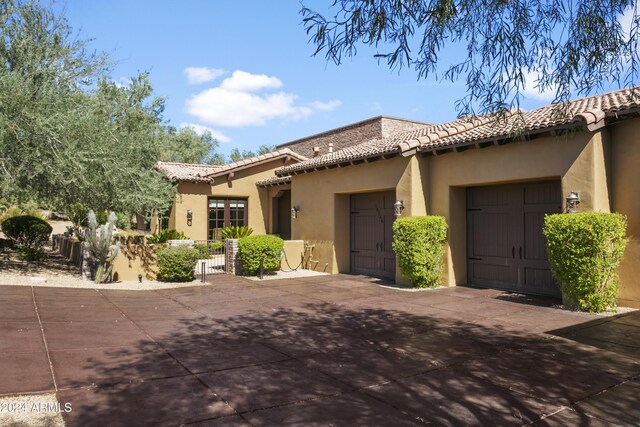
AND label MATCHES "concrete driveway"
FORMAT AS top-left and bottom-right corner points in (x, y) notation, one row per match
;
(1, 274), (639, 426)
